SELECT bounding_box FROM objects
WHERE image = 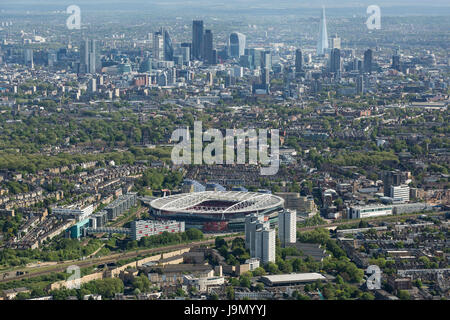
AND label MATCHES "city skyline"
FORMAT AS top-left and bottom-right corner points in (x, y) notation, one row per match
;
(0, 0), (448, 306)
